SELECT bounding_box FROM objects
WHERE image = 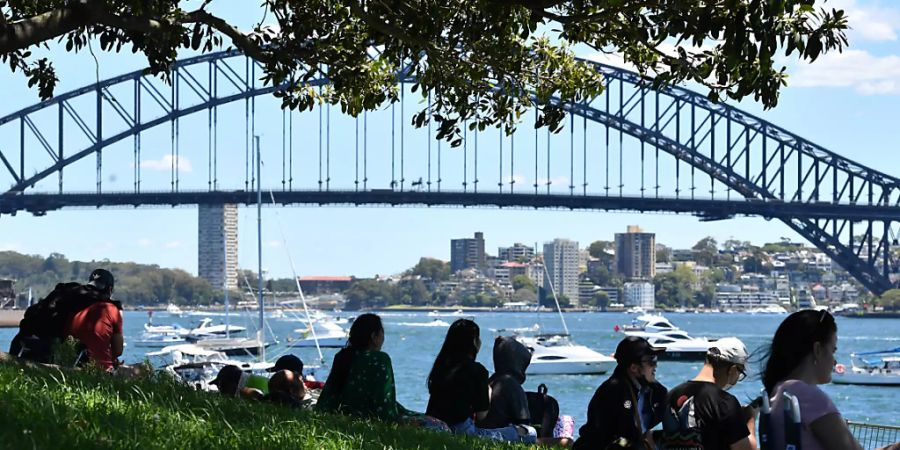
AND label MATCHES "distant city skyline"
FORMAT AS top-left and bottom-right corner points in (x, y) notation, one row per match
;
(2, 1), (900, 281)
